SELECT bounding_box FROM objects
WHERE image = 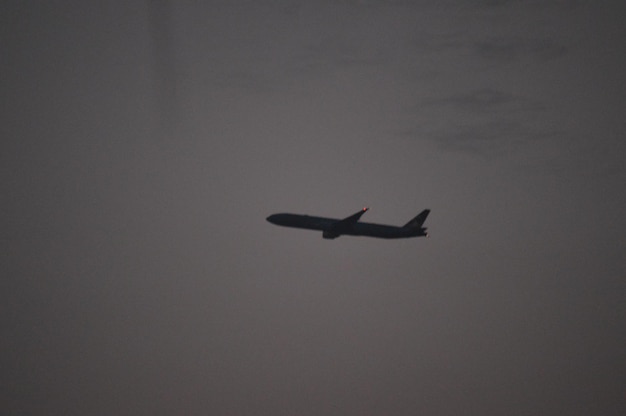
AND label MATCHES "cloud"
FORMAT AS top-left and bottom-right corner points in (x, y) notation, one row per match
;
(422, 88), (543, 112)
(431, 120), (535, 155)
(407, 32), (570, 65)
(473, 37), (569, 62)
(454, 89), (518, 107)
(402, 88), (551, 155)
